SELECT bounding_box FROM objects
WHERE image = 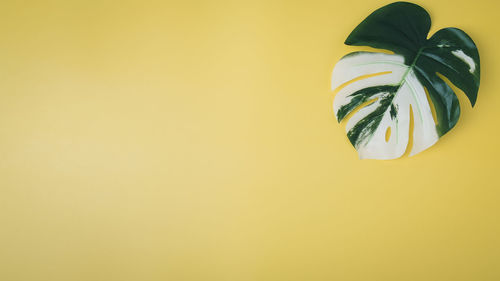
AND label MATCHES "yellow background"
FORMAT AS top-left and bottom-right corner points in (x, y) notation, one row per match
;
(1, 0), (499, 280)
